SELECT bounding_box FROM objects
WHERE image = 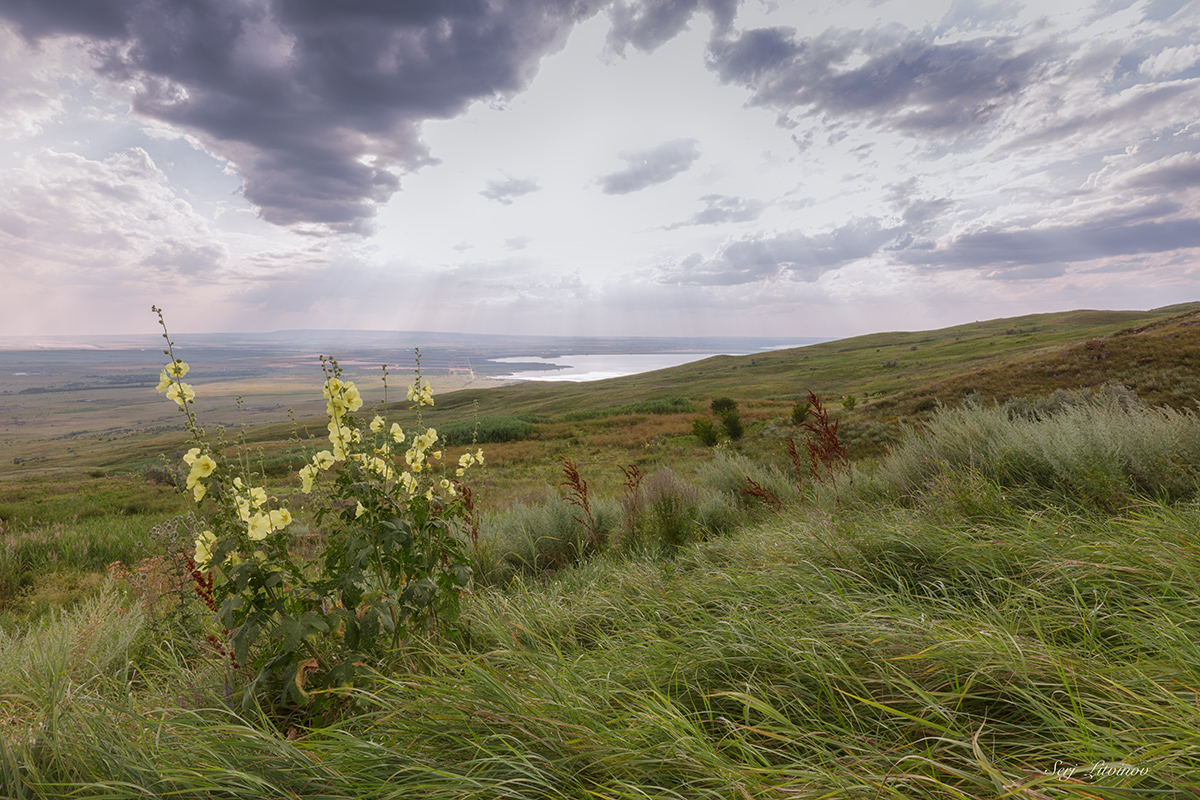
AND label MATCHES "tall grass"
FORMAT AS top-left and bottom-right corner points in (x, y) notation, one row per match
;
(4, 396), (1200, 797)
(865, 389), (1200, 509)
